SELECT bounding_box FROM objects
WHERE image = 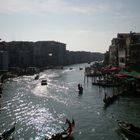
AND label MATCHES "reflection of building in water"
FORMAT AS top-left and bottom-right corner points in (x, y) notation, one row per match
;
(0, 51), (8, 71)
